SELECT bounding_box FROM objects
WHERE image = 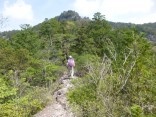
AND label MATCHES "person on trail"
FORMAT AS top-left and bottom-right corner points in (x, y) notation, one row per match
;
(67, 55), (75, 78)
